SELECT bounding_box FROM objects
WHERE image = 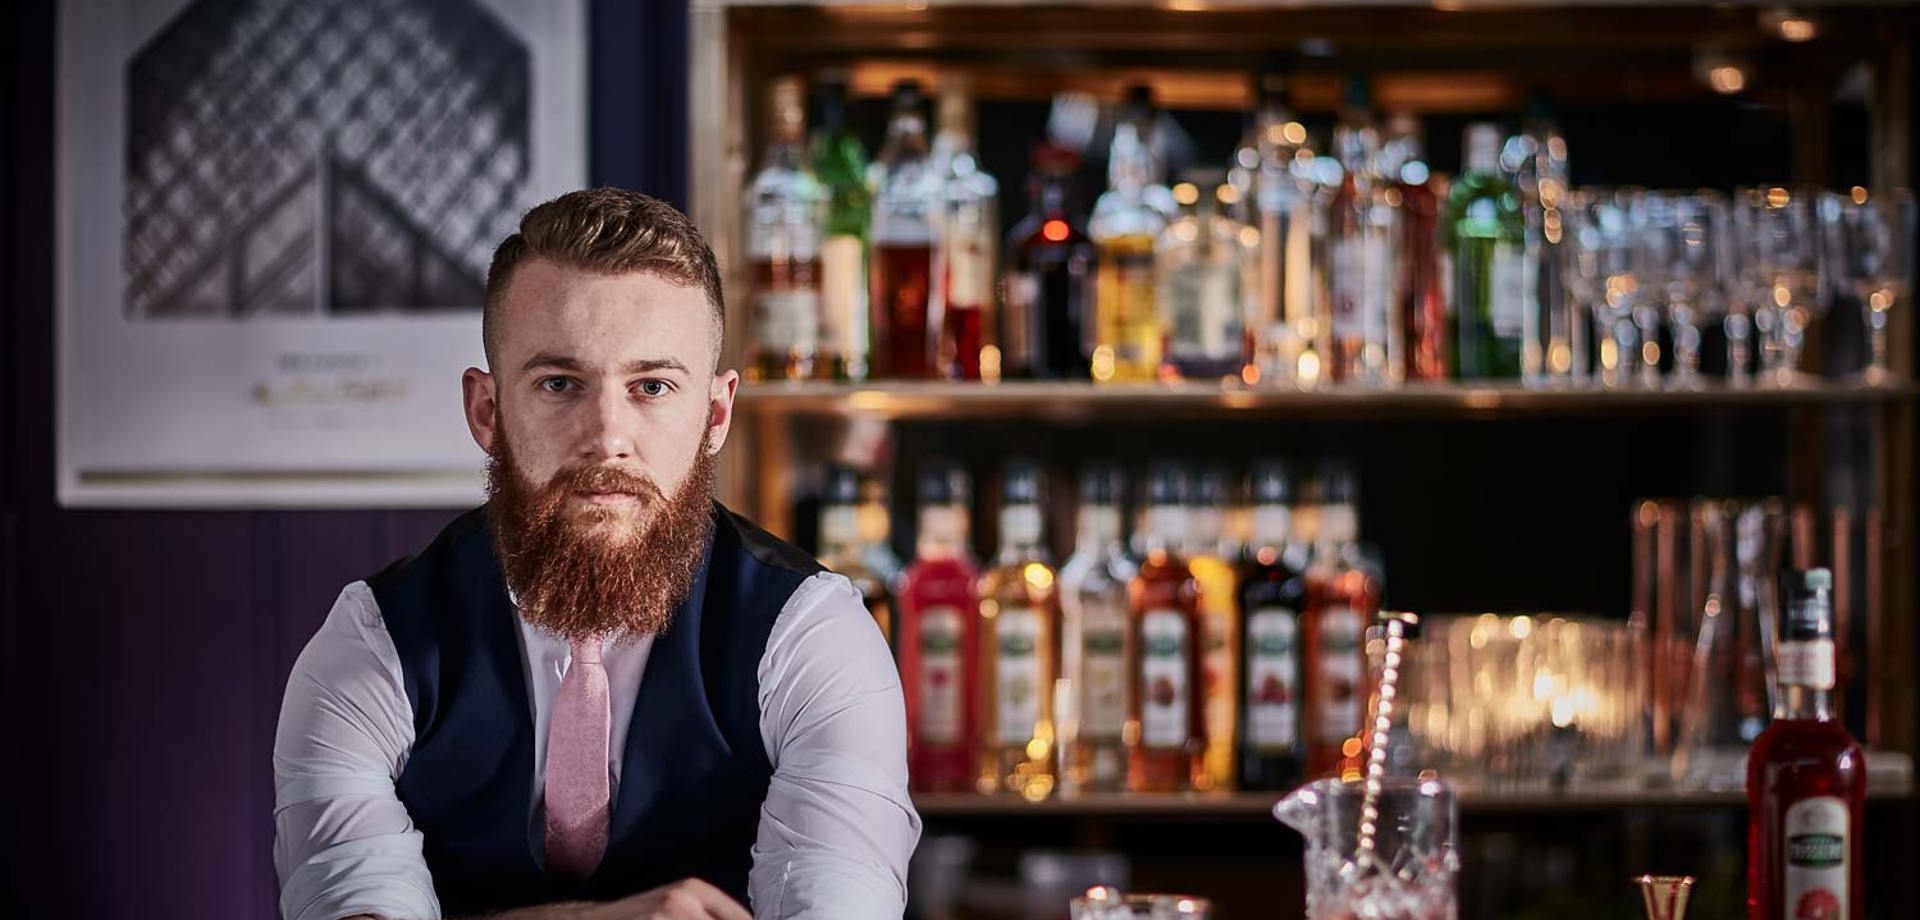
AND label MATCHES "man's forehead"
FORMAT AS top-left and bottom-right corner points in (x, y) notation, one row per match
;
(497, 259), (716, 366)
